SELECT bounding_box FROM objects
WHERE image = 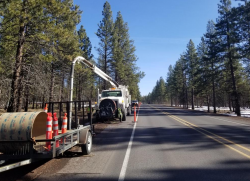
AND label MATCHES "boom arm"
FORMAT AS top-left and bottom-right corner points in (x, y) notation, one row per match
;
(72, 56), (119, 88)
(69, 56), (119, 129)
